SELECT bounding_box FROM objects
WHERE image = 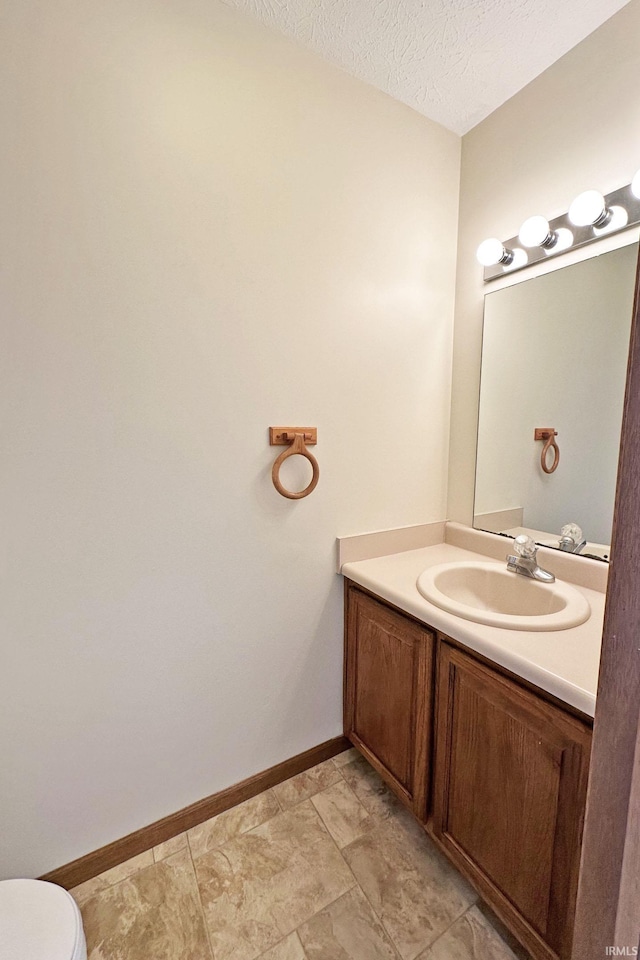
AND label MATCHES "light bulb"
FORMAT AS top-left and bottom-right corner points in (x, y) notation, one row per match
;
(631, 169), (640, 199)
(568, 190), (610, 227)
(594, 205), (628, 236)
(518, 215), (556, 248)
(502, 248), (528, 272)
(551, 228), (574, 253)
(476, 238), (513, 267)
